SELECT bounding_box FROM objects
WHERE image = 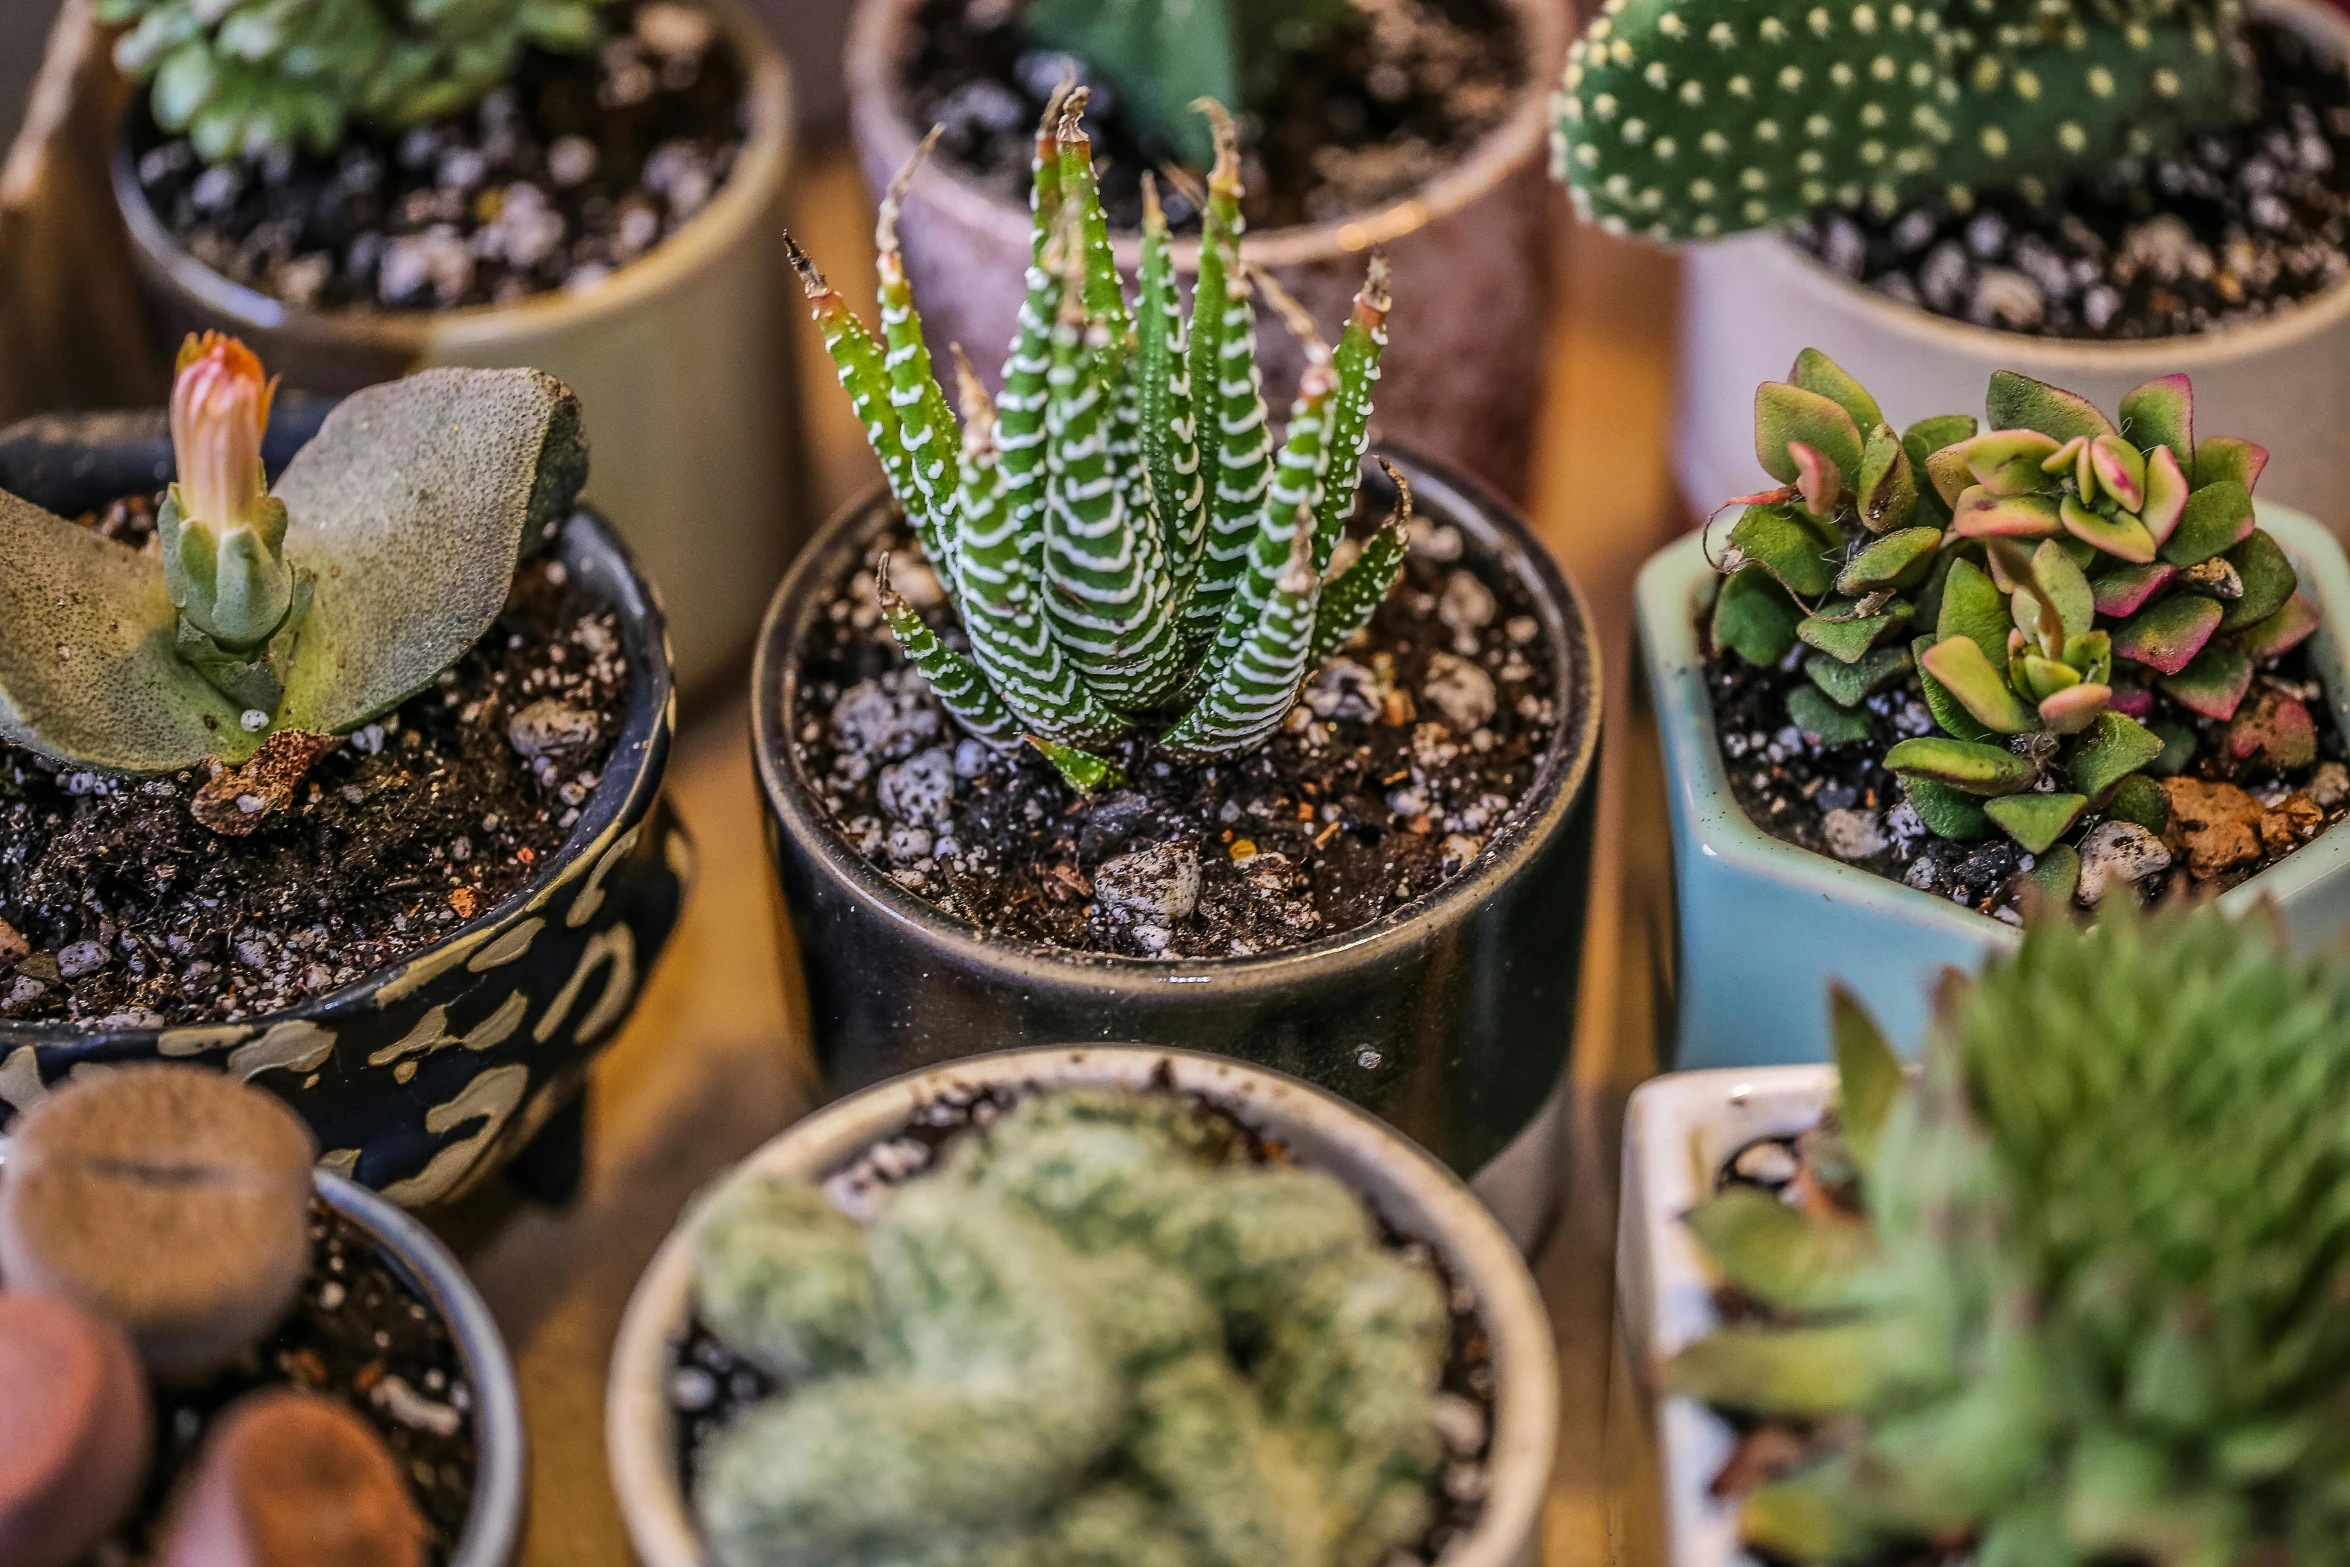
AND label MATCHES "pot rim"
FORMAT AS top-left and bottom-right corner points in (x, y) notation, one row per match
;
(605, 1043), (1561, 1567)
(1728, 0), (2350, 374)
(1634, 501), (2350, 946)
(749, 442), (1603, 992)
(843, 0), (1568, 268)
(0, 498), (676, 1052)
(107, 0), (796, 348)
